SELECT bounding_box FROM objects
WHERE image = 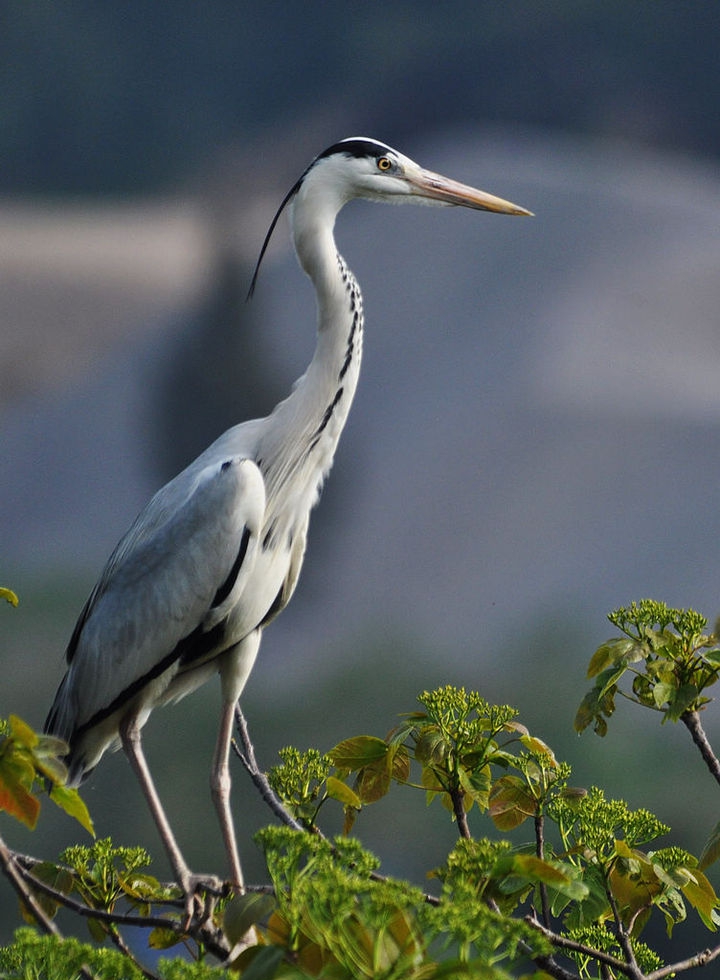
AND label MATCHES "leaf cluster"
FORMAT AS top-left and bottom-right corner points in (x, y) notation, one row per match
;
(0, 713), (93, 833)
(244, 826), (546, 980)
(4, 599), (720, 980)
(575, 599), (720, 735)
(0, 927), (230, 980)
(264, 679), (720, 979)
